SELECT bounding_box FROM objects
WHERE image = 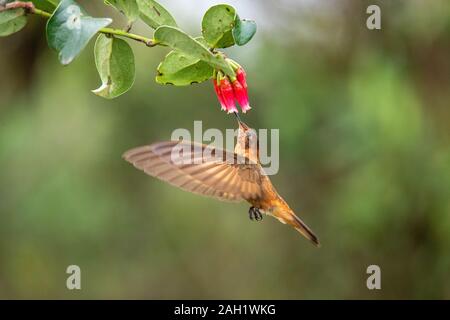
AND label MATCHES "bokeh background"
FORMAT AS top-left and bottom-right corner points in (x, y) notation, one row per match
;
(0, 0), (449, 299)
